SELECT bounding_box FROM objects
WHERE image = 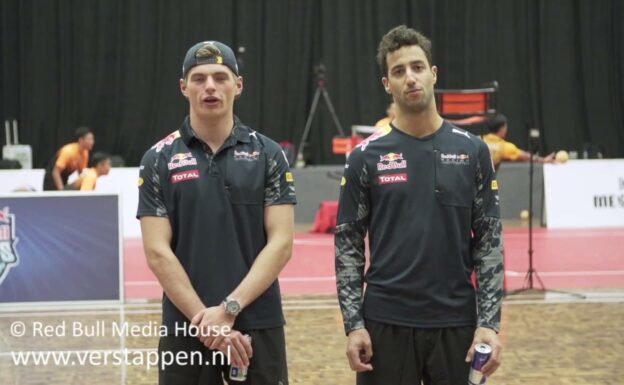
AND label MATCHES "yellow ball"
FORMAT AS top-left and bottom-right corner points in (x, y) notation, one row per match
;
(520, 210), (529, 220)
(555, 150), (569, 163)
